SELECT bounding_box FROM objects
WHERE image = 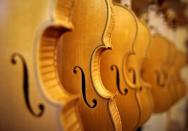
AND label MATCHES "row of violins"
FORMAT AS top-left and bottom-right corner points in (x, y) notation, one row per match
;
(37, 0), (188, 131)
